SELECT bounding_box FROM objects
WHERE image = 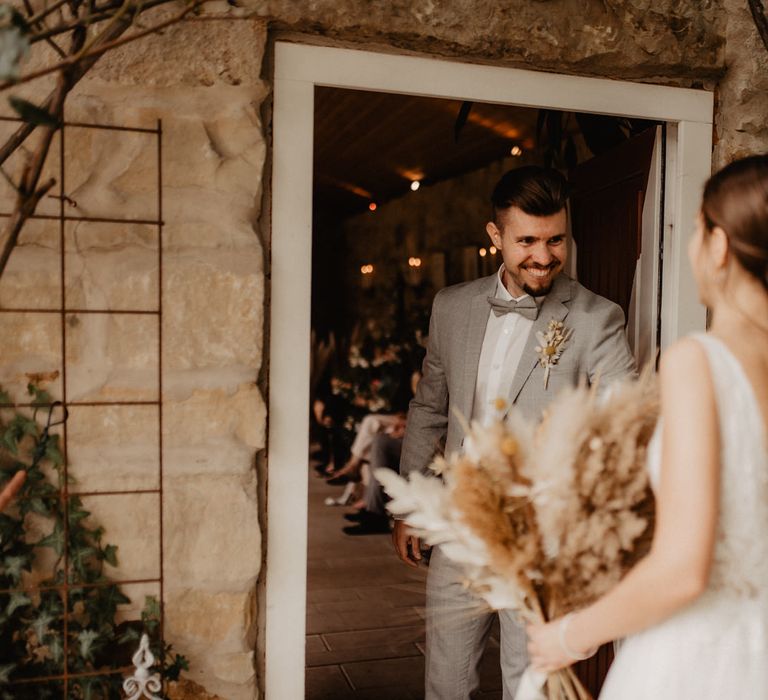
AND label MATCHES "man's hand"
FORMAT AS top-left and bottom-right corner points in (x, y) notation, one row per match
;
(0, 471), (26, 512)
(392, 519), (422, 567)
